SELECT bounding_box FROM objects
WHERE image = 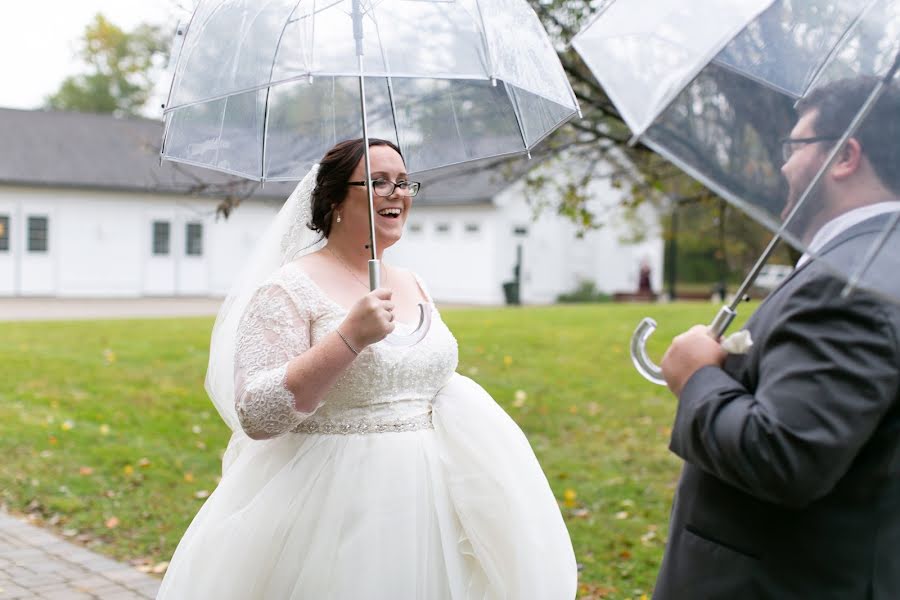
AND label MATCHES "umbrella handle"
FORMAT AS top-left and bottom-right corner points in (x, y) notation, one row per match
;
(630, 306), (738, 386)
(630, 317), (666, 386)
(382, 302), (433, 347)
